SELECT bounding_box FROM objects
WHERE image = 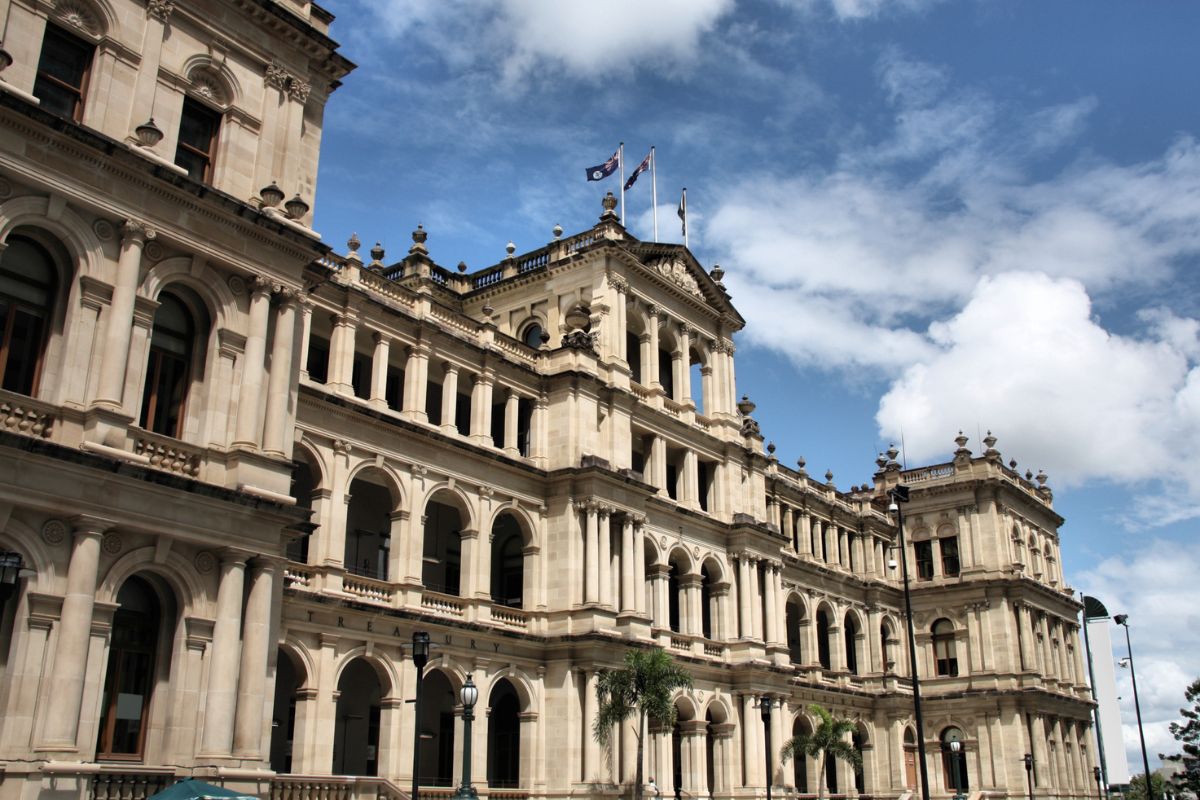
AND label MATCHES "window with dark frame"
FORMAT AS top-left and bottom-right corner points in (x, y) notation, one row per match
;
(174, 97), (221, 182)
(0, 236), (56, 396)
(933, 618), (959, 676)
(139, 293), (194, 438)
(941, 536), (961, 577)
(914, 539), (935, 581)
(34, 25), (94, 121)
